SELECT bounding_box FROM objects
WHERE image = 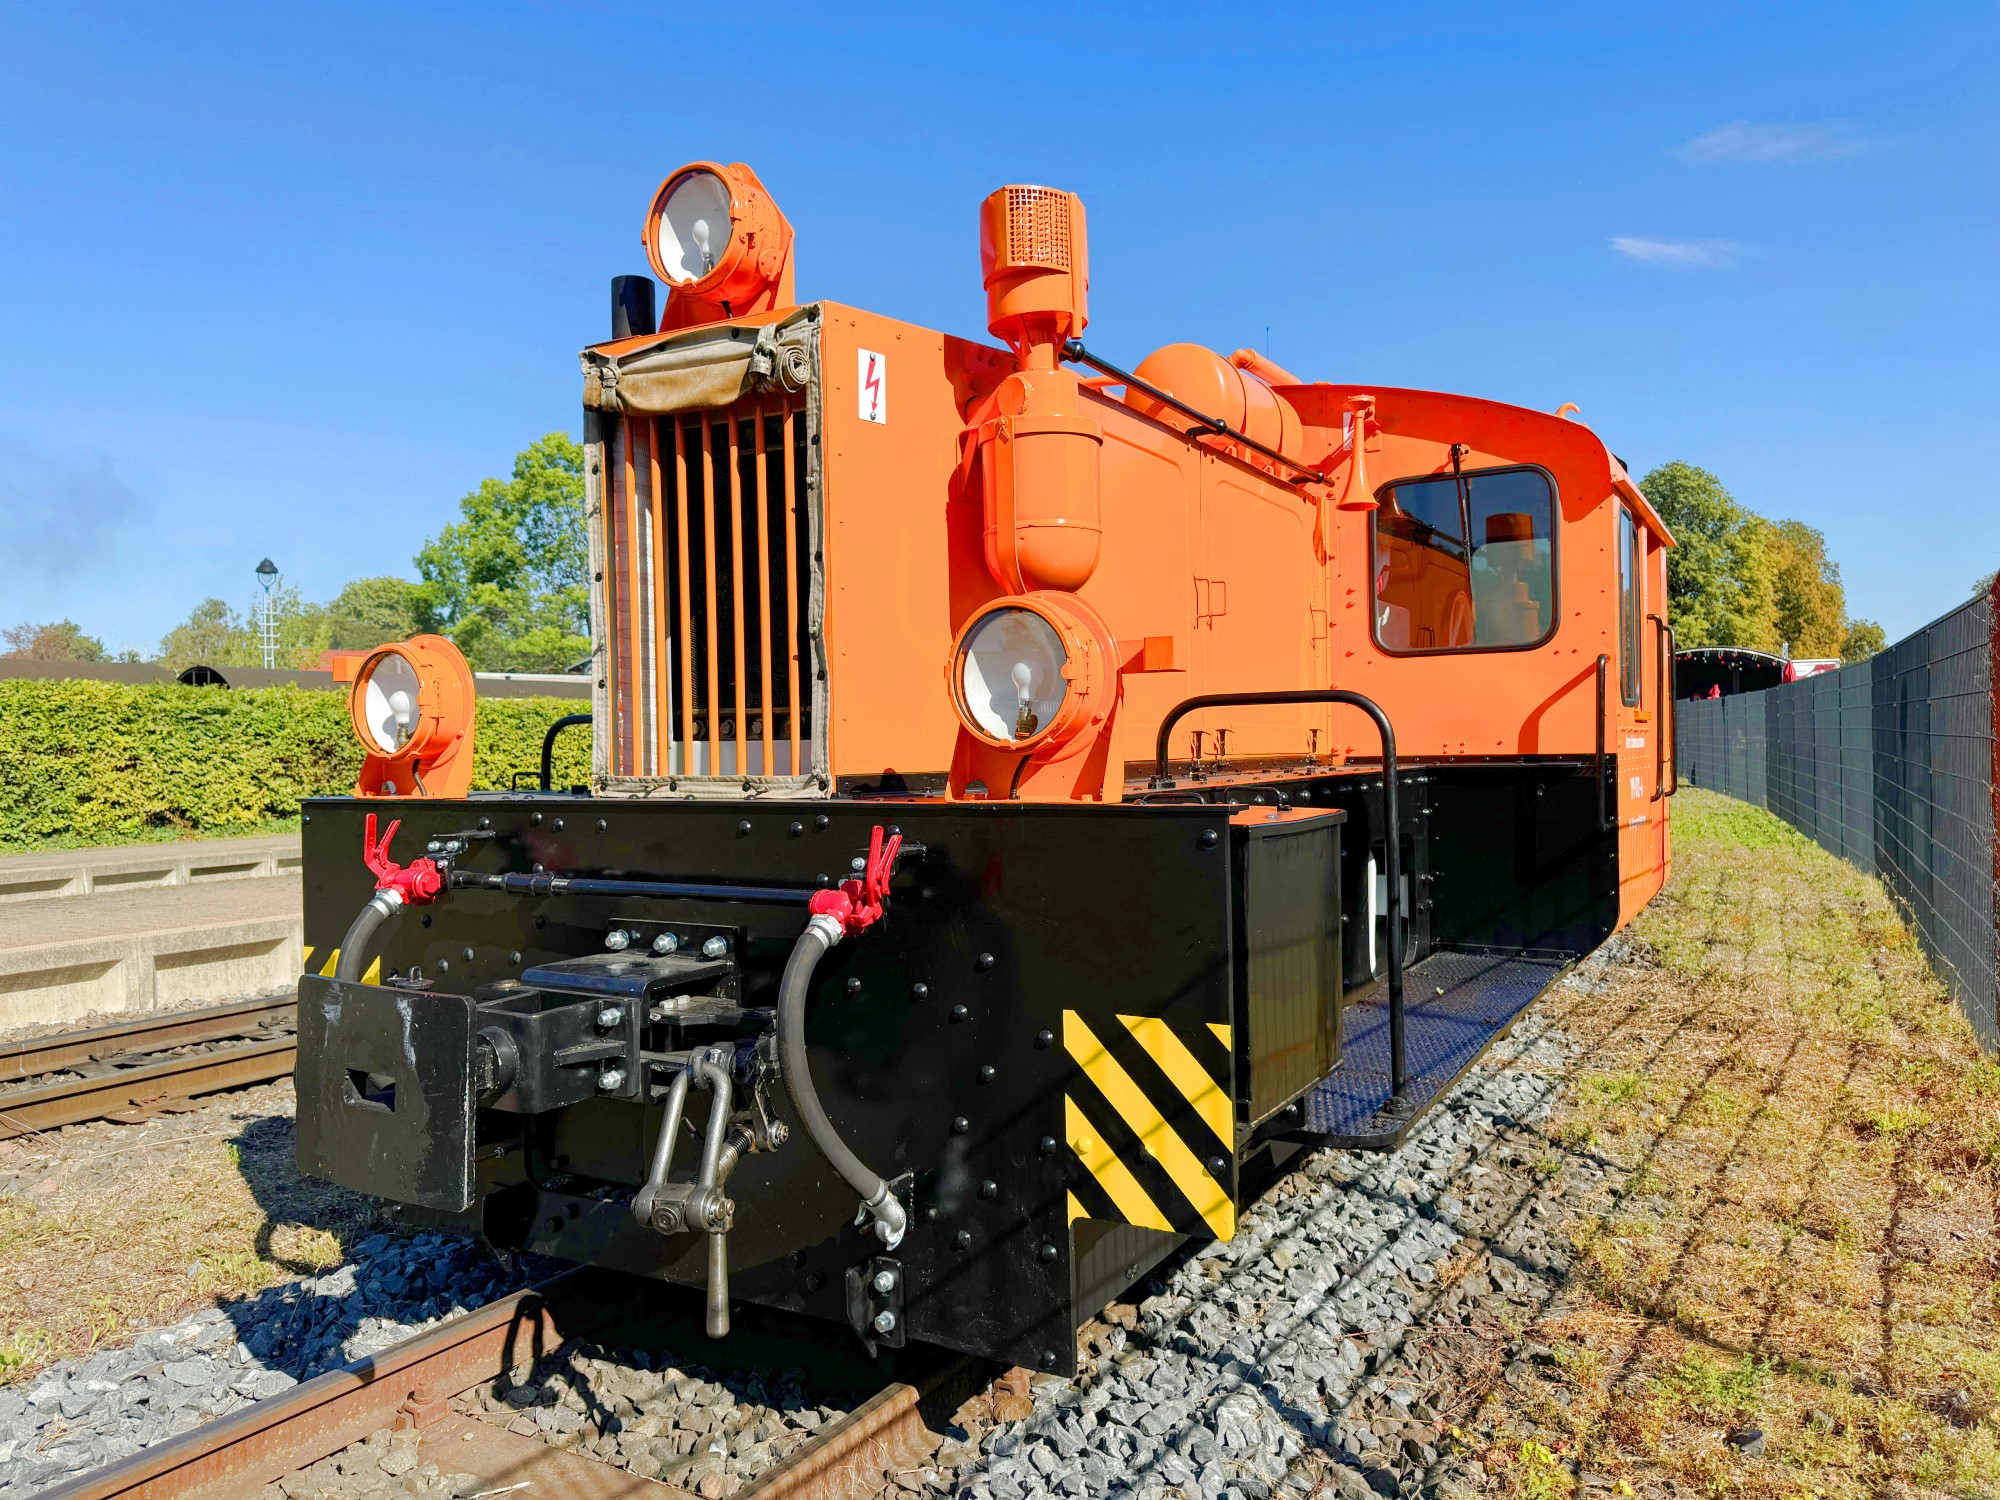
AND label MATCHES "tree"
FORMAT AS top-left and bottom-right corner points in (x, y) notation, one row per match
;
(1766, 520), (1847, 657)
(2, 620), (107, 660)
(413, 433), (590, 672)
(321, 576), (422, 650)
(158, 598), (255, 671)
(1841, 620), (1885, 661)
(1640, 461), (1776, 650)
